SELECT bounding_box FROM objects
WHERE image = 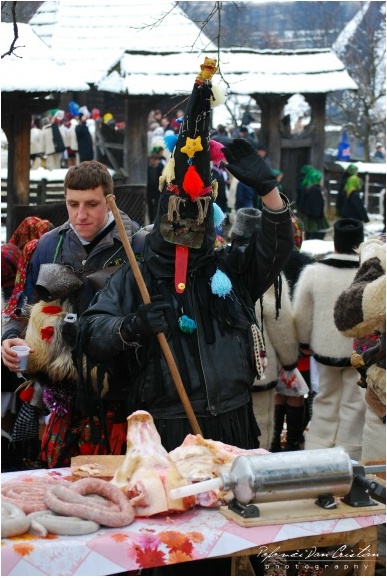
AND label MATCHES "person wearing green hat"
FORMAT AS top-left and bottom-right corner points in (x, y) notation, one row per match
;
(341, 174), (370, 223)
(336, 163), (359, 218)
(297, 168), (330, 240)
